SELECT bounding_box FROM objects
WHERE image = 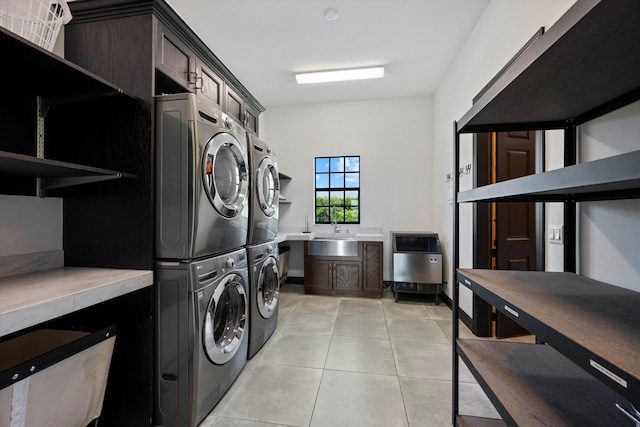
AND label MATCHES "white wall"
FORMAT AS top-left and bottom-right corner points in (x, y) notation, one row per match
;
(578, 100), (640, 291)
(262, 97), (434, 280)
(0, 195), (63, 257)
(432, 0), (576, 315)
